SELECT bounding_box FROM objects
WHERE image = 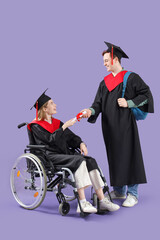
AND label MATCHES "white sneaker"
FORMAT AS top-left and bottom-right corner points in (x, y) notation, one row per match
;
(77, 201), (97, 213)
(99, 197), (120, 212)
(106, 191), (126, 200)
(122, 194), (138, 207)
